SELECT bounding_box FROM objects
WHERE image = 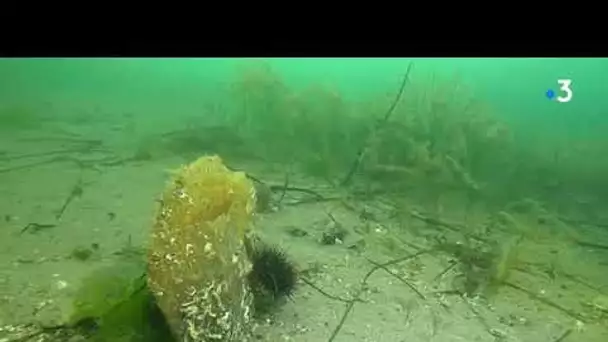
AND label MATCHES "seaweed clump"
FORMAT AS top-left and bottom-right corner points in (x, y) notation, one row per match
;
(437, 237), (520, 297)
(69, 259), (174, 342)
